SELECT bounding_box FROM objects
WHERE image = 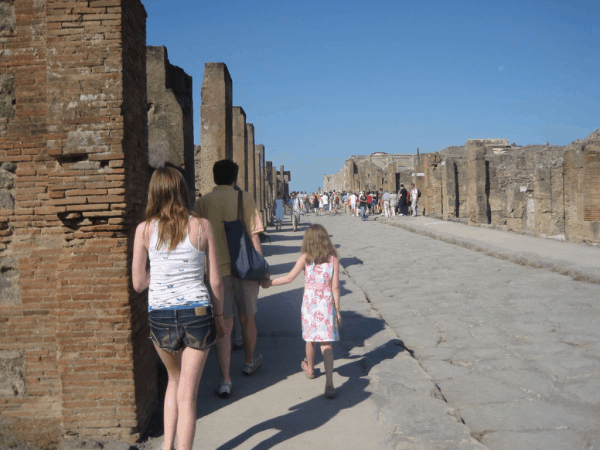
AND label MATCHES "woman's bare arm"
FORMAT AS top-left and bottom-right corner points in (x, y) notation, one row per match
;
(132, 222), (150, 293)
